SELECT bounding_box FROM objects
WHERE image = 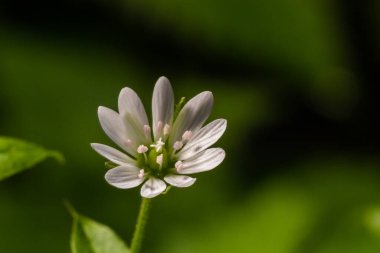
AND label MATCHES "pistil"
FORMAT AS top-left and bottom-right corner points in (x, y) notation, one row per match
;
(150, 138), (165, 152)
